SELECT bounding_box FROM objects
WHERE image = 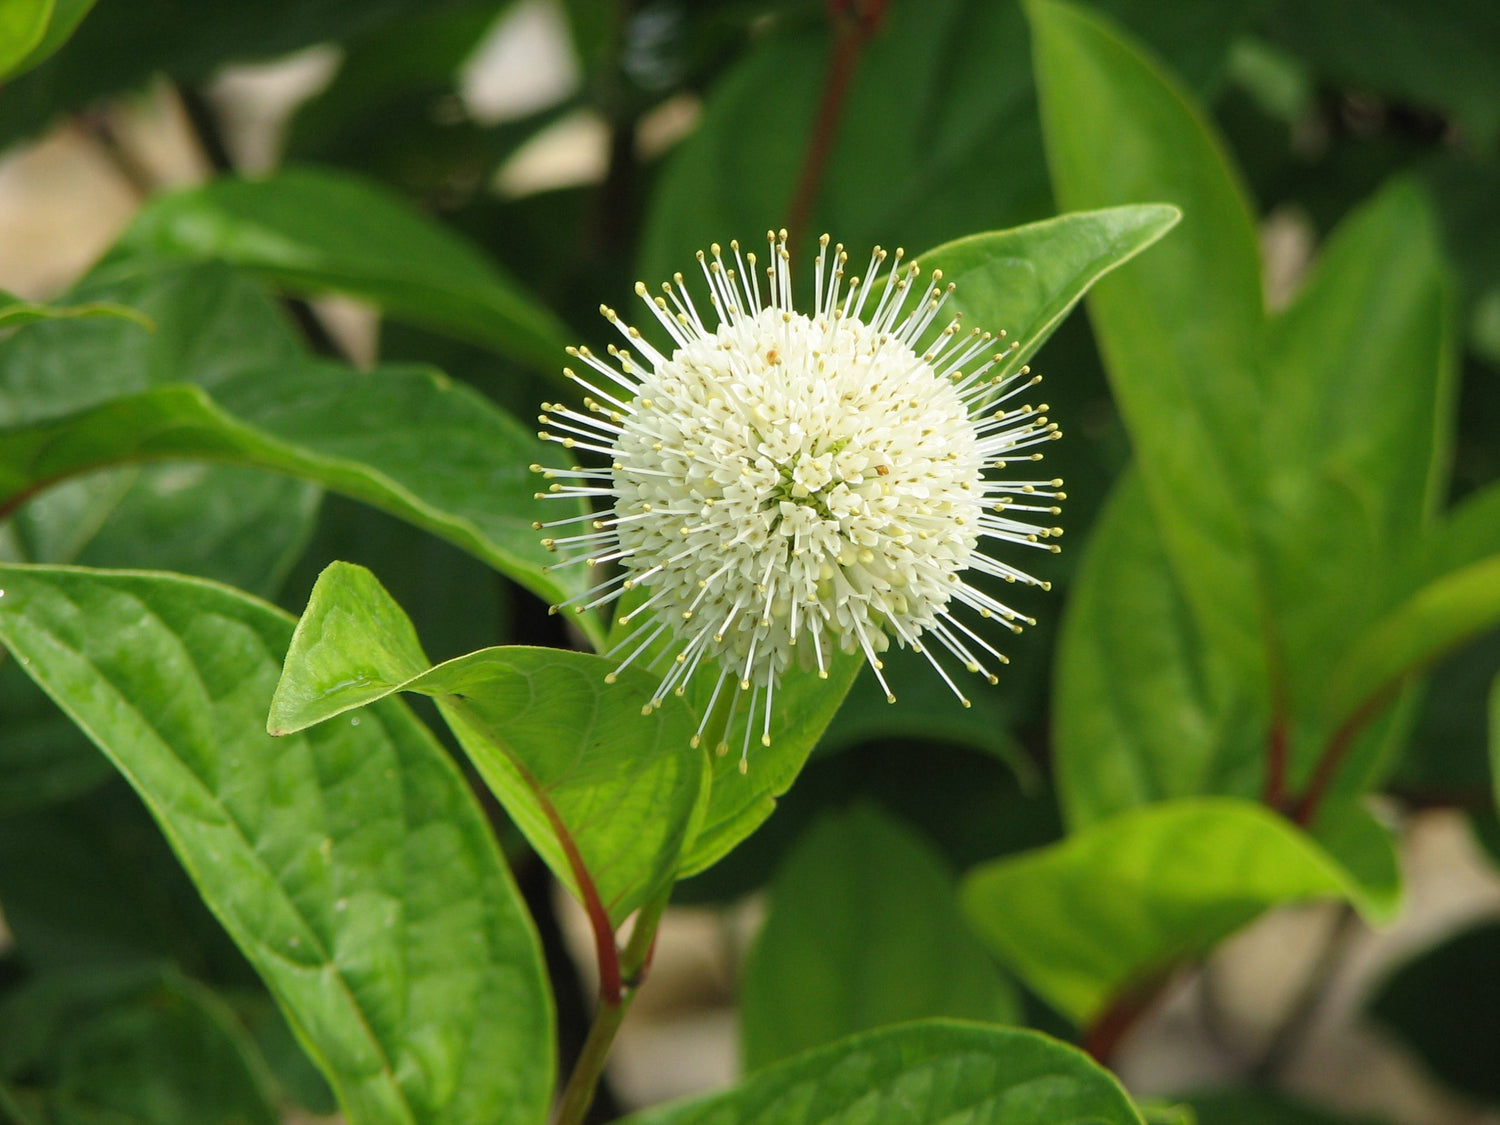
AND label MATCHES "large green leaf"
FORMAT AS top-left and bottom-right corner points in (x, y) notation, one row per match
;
(0, 357), (591, 620)
(0, 654), (110, 813)
(0, 564), (554, 1125)
(0, 966), (279, 1125)
(1424, 480), (1500, 579)
(115, 168), (570, 375)
(1054, 472), (1264, 828)
(621, 1020), (1143, 1125)
(1028, 0), (1266, 680)
(270, 561), (707, 924)
(961, 797), (1398, 1025)
(1256, 180), (1453, 774)
(740, 804), (1017, 1072)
